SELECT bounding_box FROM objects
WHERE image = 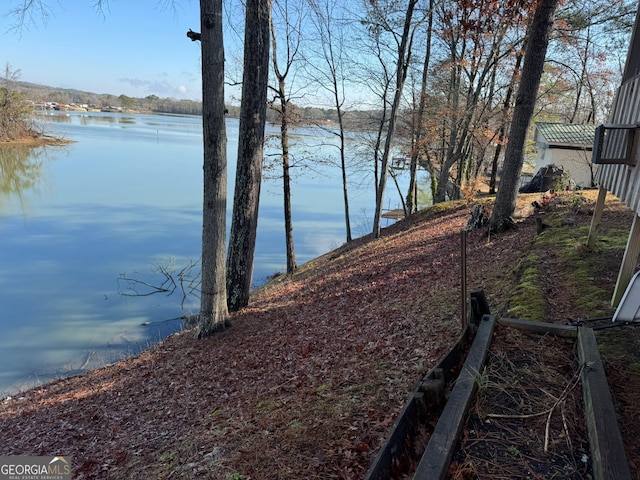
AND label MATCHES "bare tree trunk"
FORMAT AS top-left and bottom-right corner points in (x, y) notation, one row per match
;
(490, 0), (559, 231)
(489, 46), (524, 194)
(332, 69), (351, 243)
(373, 93), (389, 199)
(407, 0), (433, 214)
(226, 0), (271, 312)
(372, 0), (418, 238)
(308, 0), (352, 242)
(434, 25), (462, 204)
(488, 127), (504, 195)
(198, 0), (229, 336)
(569, 29), (590, 123)
(279, 88), (297, 273)
(269, 0), (300, 274)
(337, 109), (352, 242)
